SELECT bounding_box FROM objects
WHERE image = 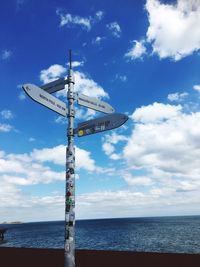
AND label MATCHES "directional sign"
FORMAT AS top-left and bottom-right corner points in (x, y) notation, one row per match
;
(75, 113), (128, 137)
(22, 83), (67, 116)
(77, 94), (115, 114)
(40, 78), (66, 94)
